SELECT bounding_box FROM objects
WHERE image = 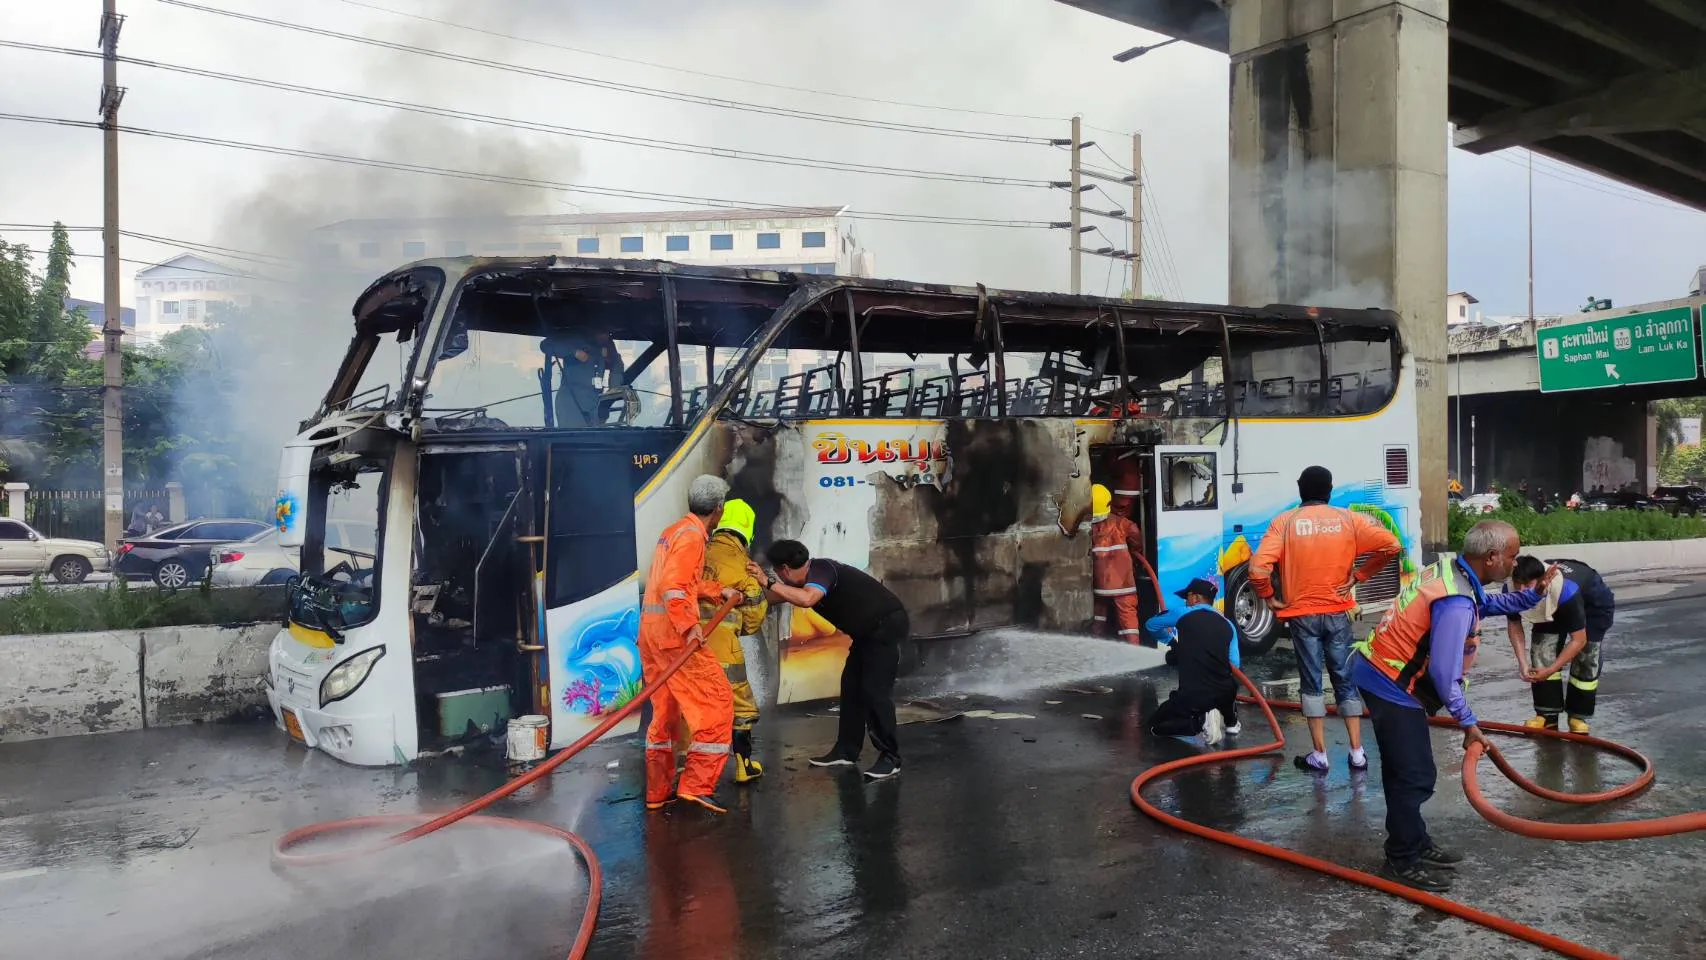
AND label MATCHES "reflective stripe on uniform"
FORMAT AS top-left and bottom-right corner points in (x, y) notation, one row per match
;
(642, 603), (669, 616)
(1091, 545), (1125, 554)
(1113, 489), (1141, 496)
(1094, 587), (1138, 596)
(645, 740), (673, 752)
(1092, 615), (1108, 622)
(1117, 628), (1141, 636)
(662, 589), (688, 601)
(686, 741), (730, 755)
(1568, 675), (1600, 691)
